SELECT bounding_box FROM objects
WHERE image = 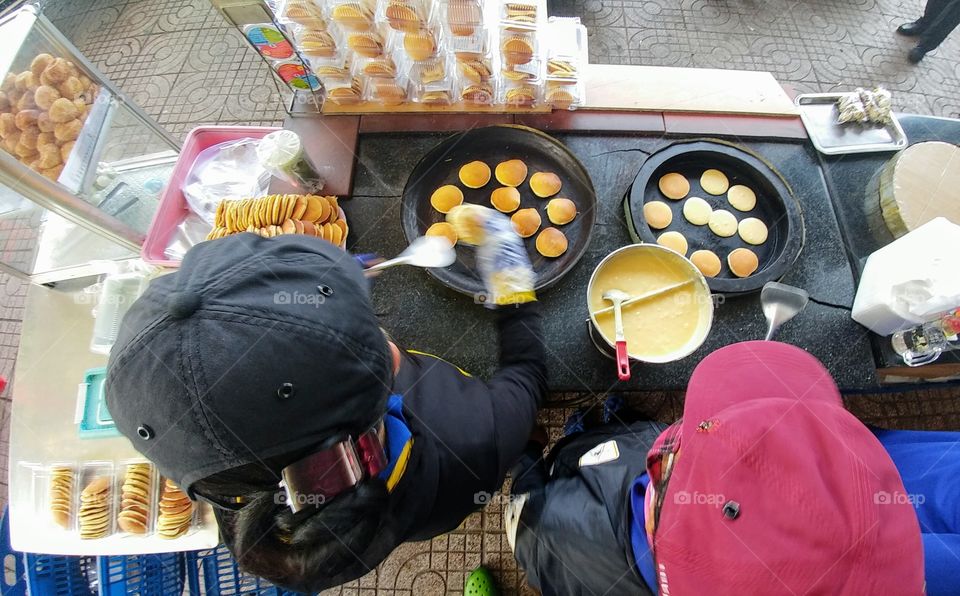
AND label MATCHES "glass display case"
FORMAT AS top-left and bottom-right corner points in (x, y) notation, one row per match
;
(0, 5), (180, 284)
